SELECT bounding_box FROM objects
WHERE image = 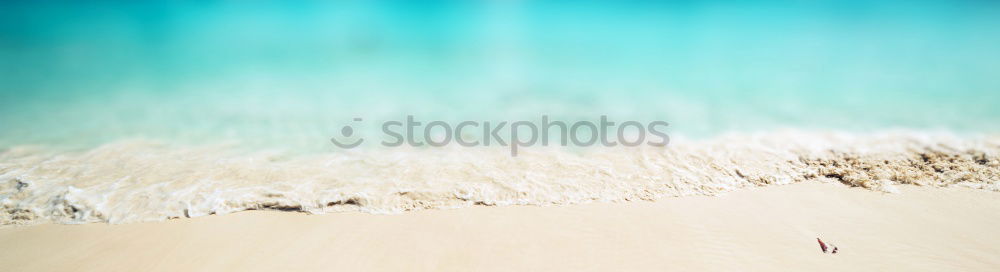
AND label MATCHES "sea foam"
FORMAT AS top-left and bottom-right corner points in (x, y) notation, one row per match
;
(2, 130), (998, 225)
